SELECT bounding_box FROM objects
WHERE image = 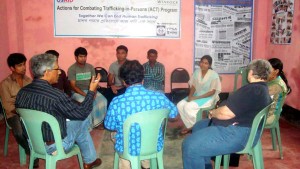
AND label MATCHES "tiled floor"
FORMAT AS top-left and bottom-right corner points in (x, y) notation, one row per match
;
(0, 118), (299, 169)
